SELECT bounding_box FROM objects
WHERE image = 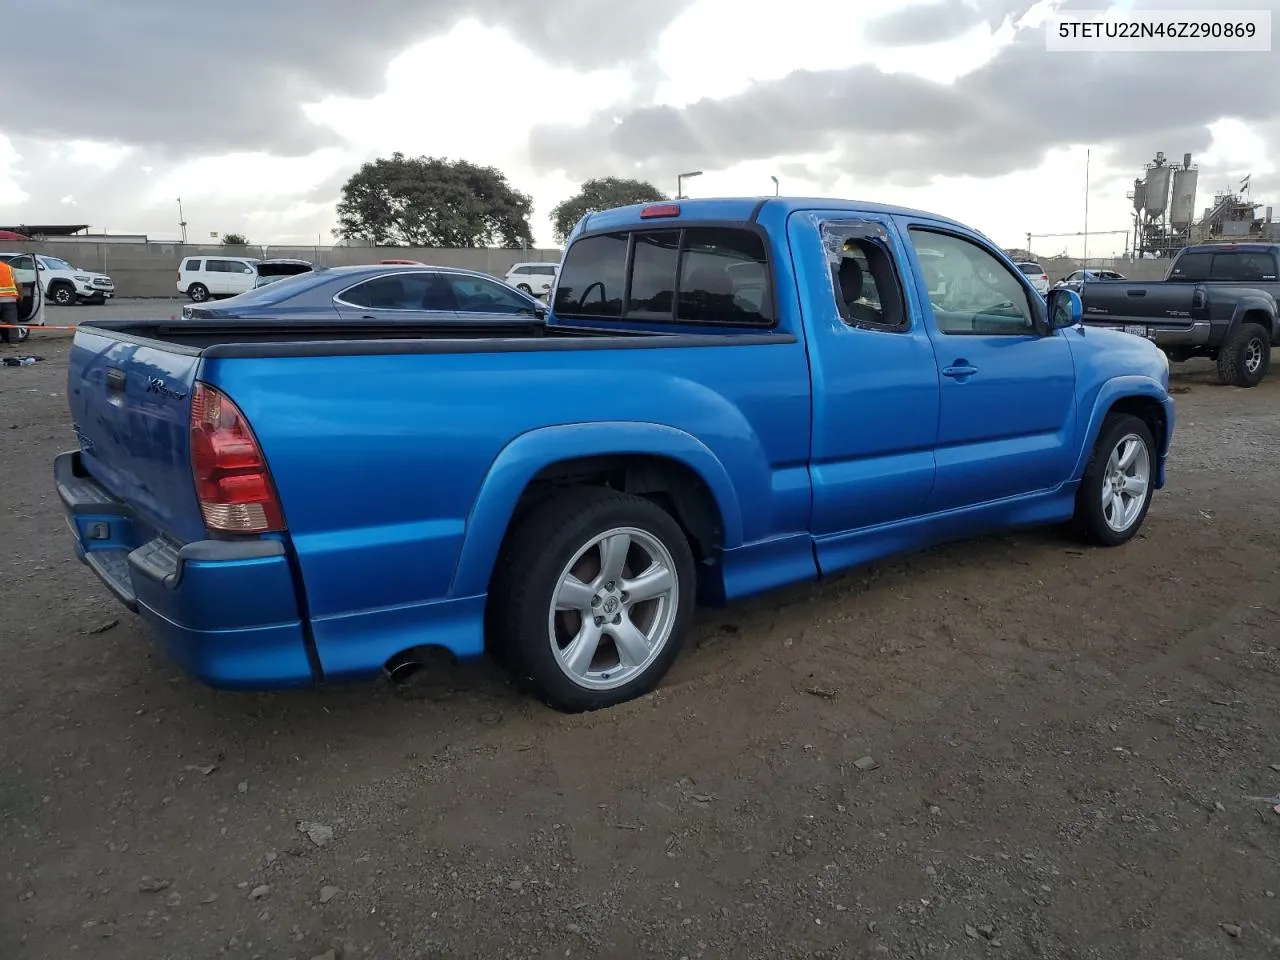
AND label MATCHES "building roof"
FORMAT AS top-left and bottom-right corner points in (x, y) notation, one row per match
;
(0, 224), (90, 237)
